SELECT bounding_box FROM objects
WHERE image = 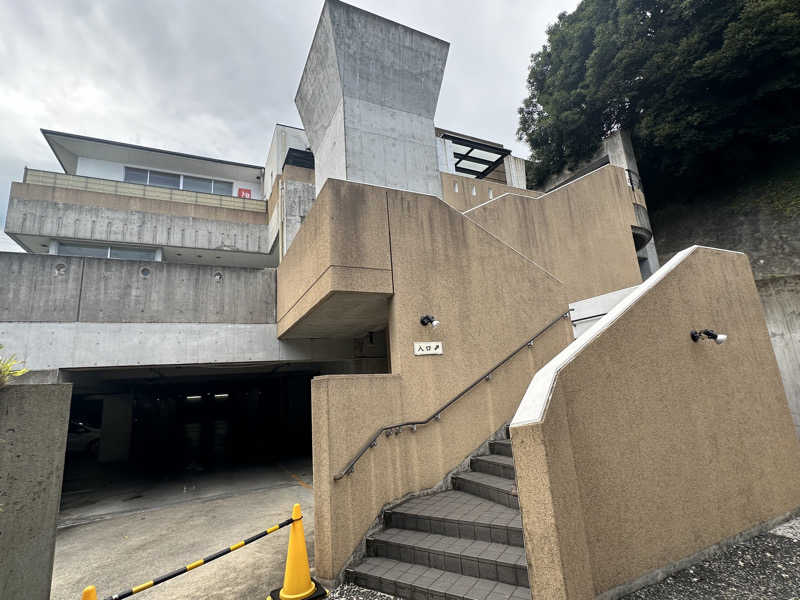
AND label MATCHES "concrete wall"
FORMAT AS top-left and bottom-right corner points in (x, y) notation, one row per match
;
(277, 179), (393, 338)
(653, 201), (800, 281)
(307, 179), (573, 579)
(6, 196), (271, 255)
(0, 253), (276, 323)
(0, 383), (72, 599)
(758, 275), (800, 436)
(0, 322), (354, 371)
(296, 0), (448, 199)
(10, 182), (266, 225)
(98, 395), (133, 462)
(465, 165), (643, 302)
(510, 246), (800, 599)
(439, 172), (543, 213)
